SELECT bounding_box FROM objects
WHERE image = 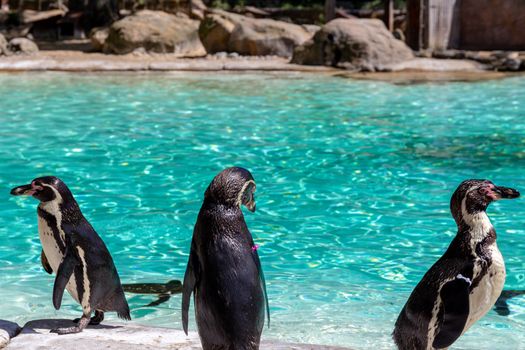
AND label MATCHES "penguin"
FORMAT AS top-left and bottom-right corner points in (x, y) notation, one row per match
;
(393, 179), (519, 350)
(10, 176), (131, 334)
(122, 280), (182, 307)
(494, 290), (525, 316)
(182, 167), (270, 350)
